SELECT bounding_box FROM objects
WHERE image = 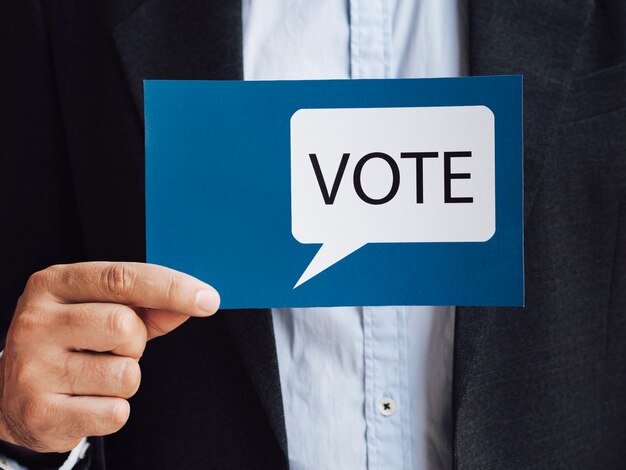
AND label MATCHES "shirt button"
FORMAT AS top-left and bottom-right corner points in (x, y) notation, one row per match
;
(377, 397), (397, 416)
